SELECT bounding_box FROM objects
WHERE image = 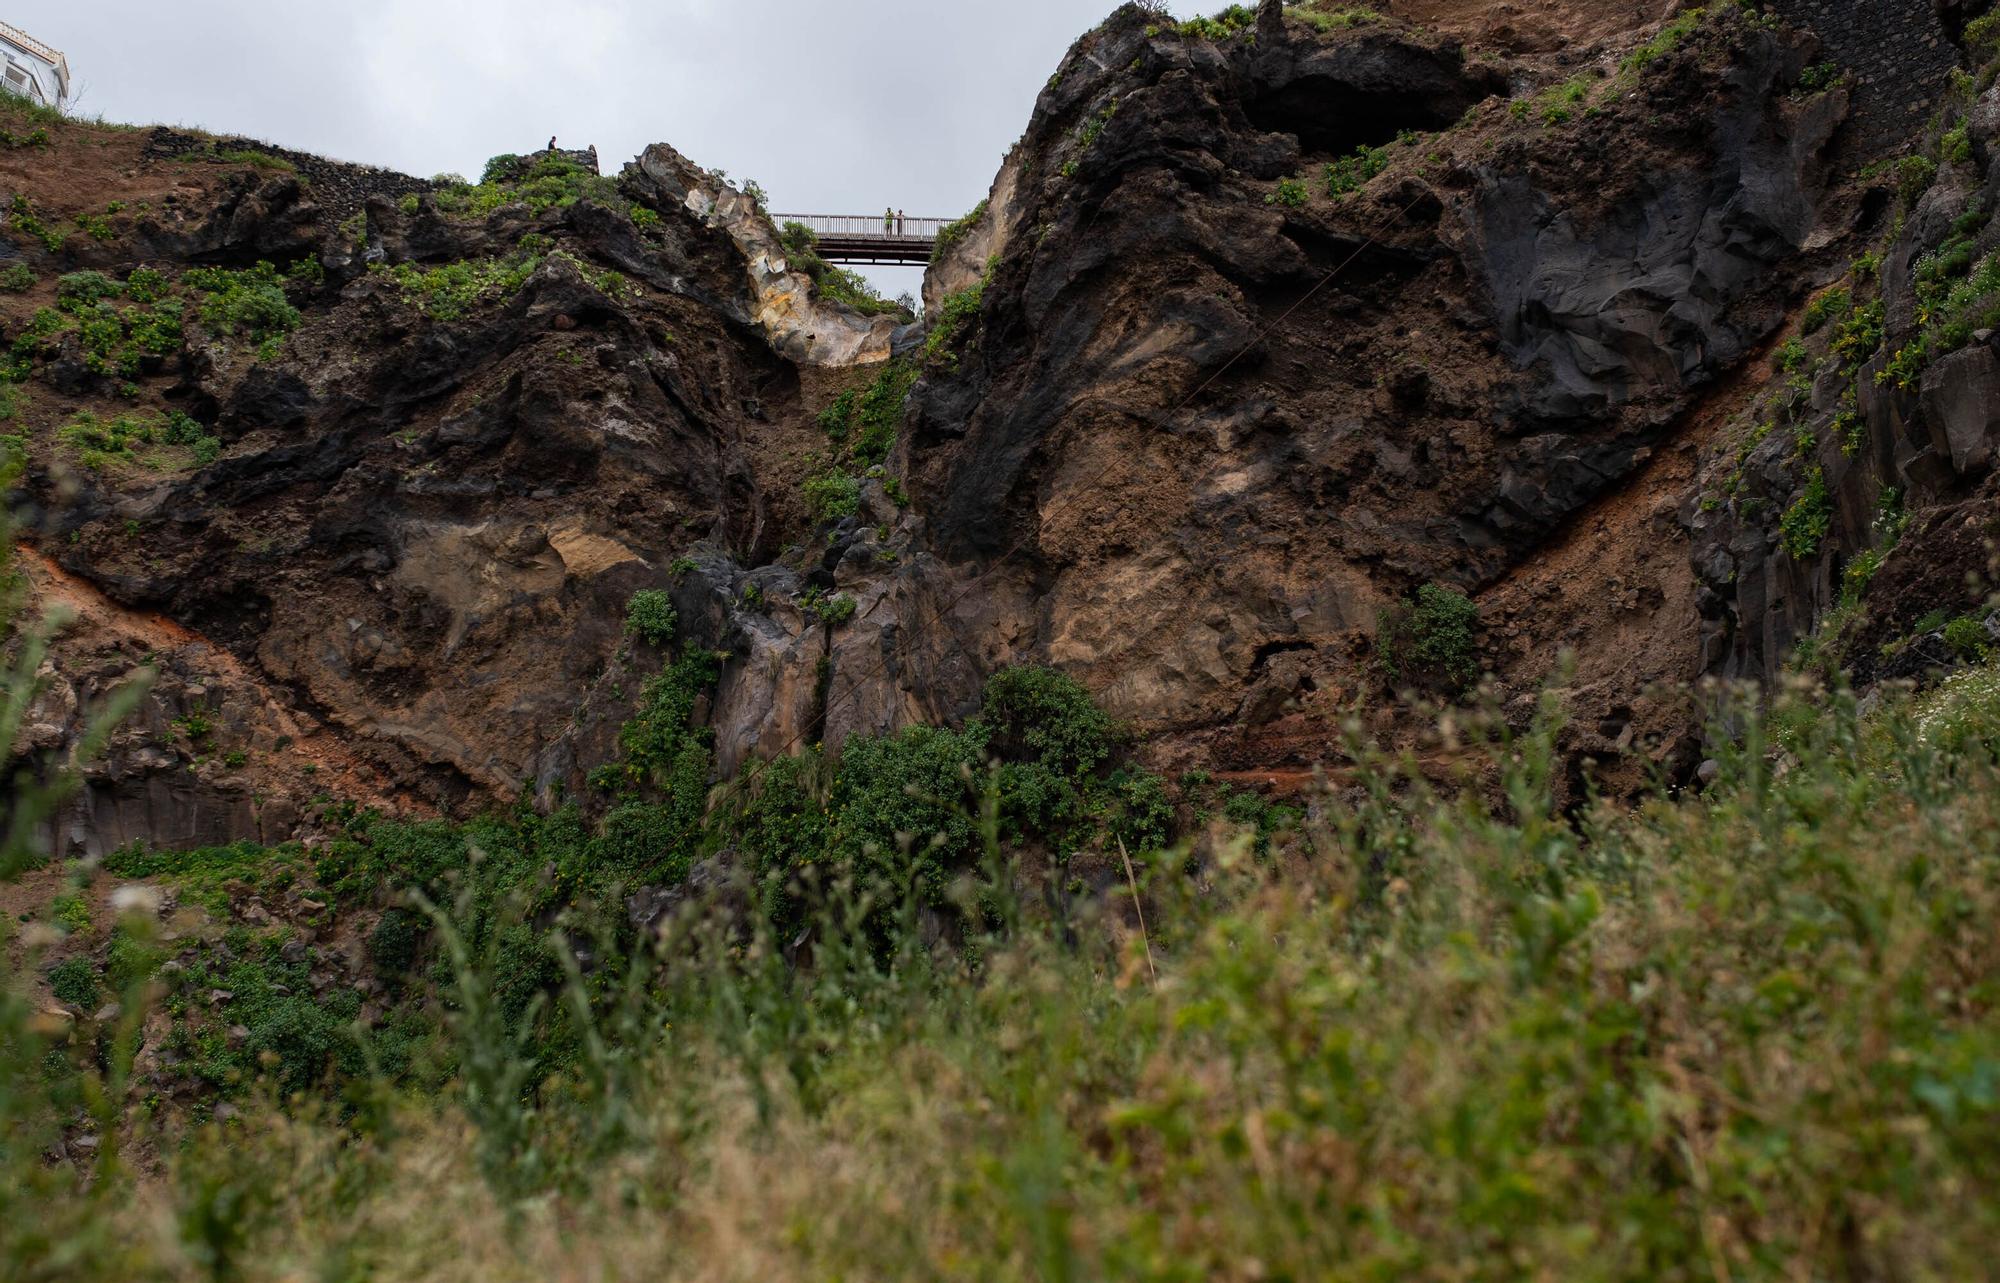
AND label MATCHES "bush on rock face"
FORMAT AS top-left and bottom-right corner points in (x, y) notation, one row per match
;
(1376, 583), (1481, 692)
